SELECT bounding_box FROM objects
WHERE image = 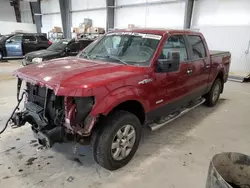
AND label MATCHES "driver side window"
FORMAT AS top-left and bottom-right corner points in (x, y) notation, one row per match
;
(160, 35), (187, 61)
